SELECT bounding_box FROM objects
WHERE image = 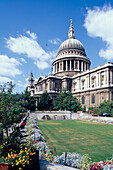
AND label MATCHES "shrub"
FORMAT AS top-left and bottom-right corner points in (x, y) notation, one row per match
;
(77, 154), (93, 170)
